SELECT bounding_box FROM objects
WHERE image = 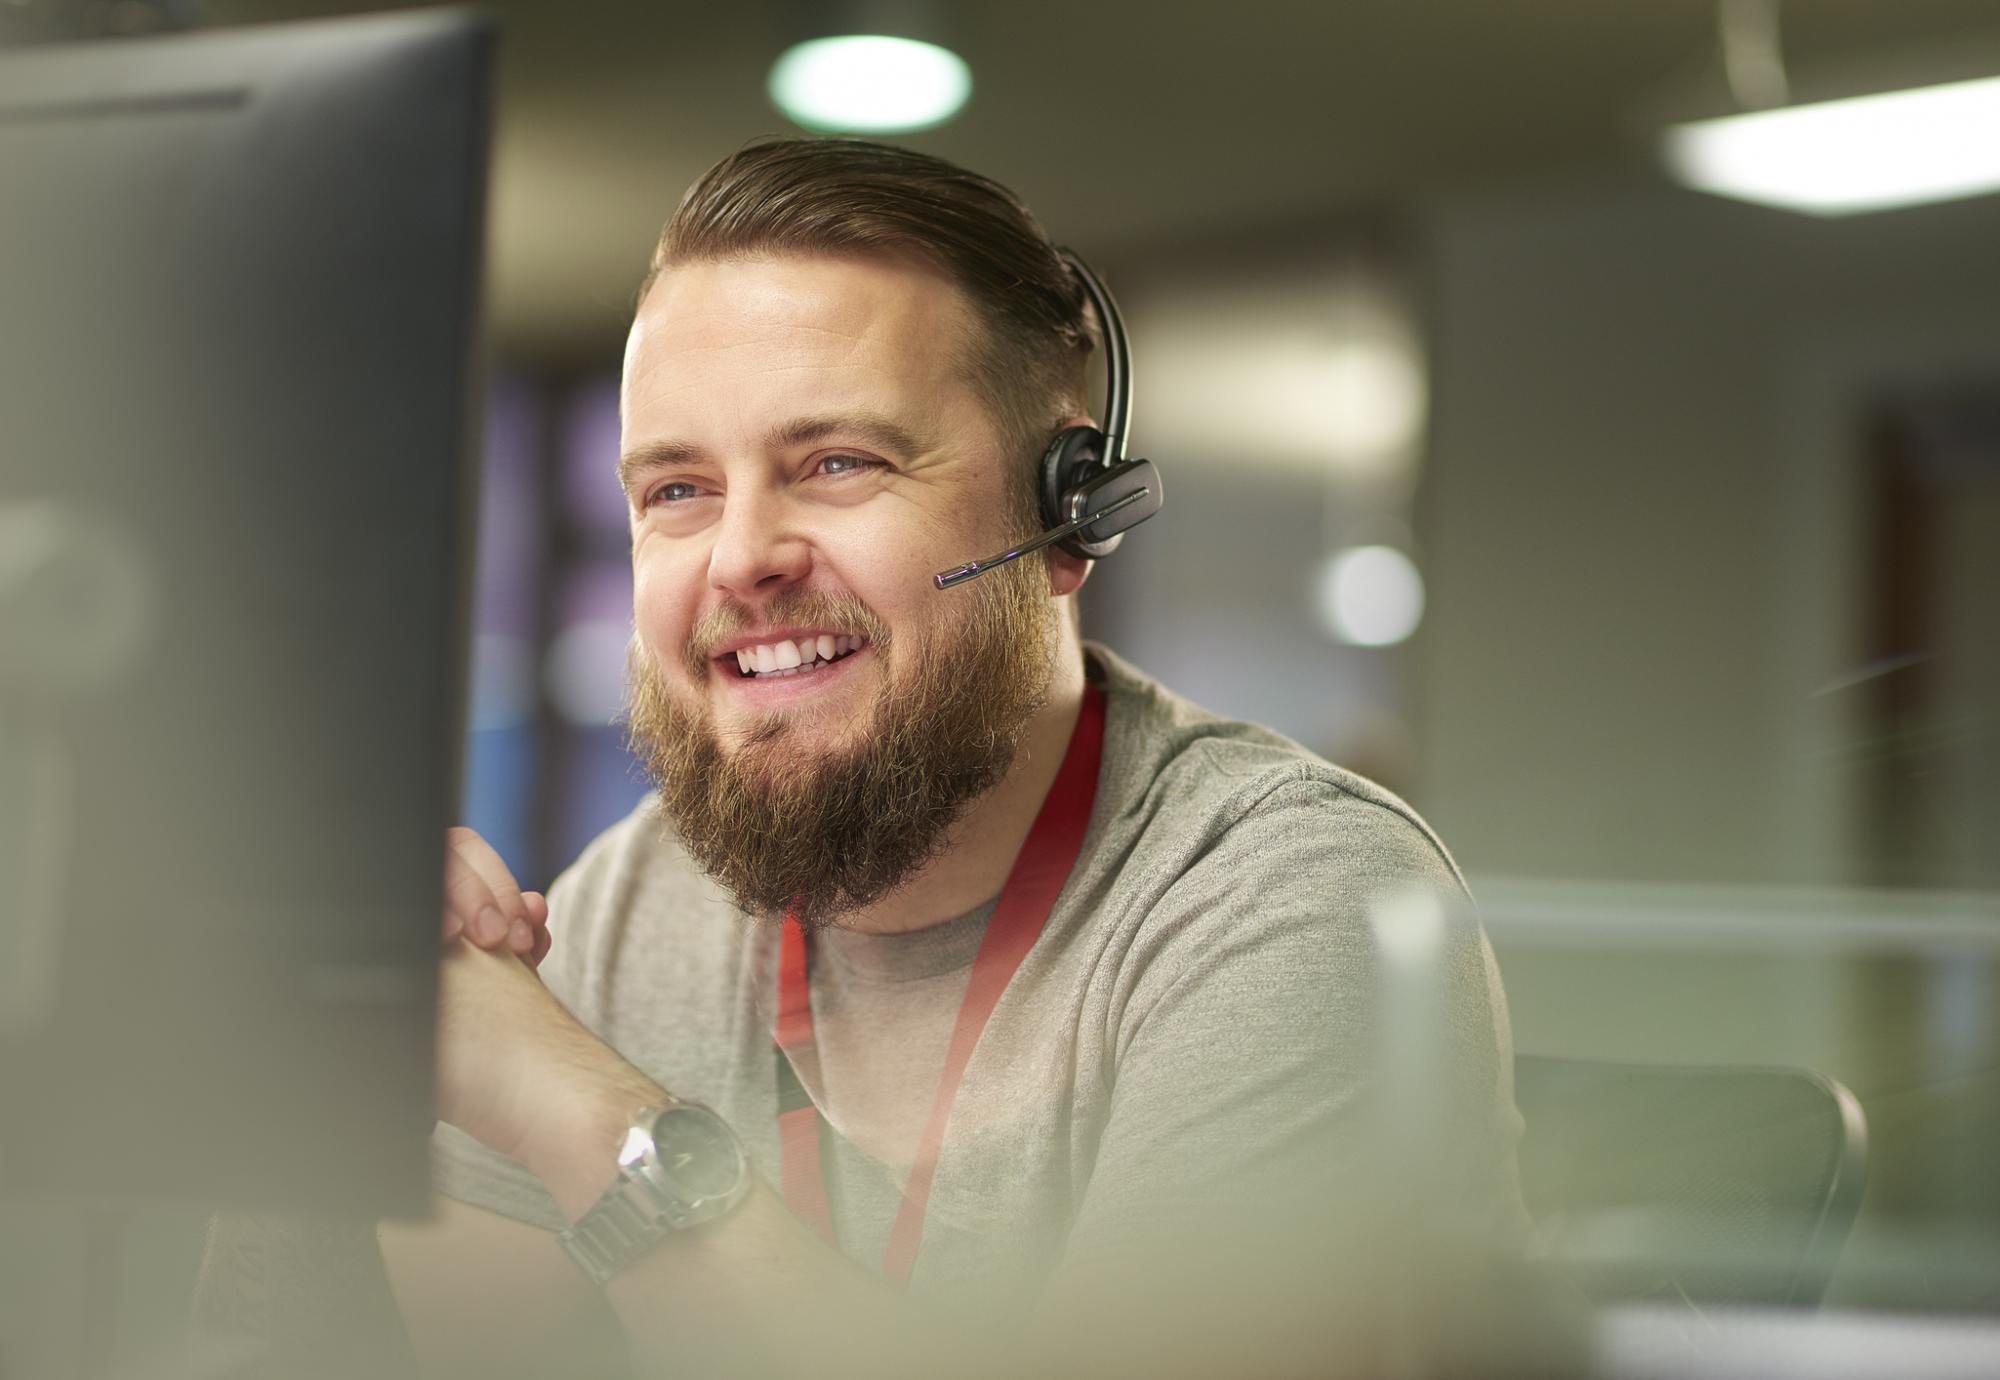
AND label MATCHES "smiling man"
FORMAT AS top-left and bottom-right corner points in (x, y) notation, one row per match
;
(195, 138), (1527, 1380)
(618, 250), (1075, 930)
